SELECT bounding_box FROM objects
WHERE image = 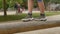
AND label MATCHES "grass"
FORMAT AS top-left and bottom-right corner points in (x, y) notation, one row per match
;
(33, 11), (60, 17)
(0, 14), (27, 22)
(0, 11), (60, 22)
